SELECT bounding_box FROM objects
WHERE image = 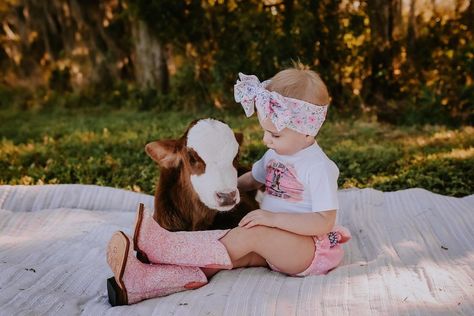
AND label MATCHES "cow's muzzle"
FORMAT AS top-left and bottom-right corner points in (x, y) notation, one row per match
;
(215, 190), (238, 207)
